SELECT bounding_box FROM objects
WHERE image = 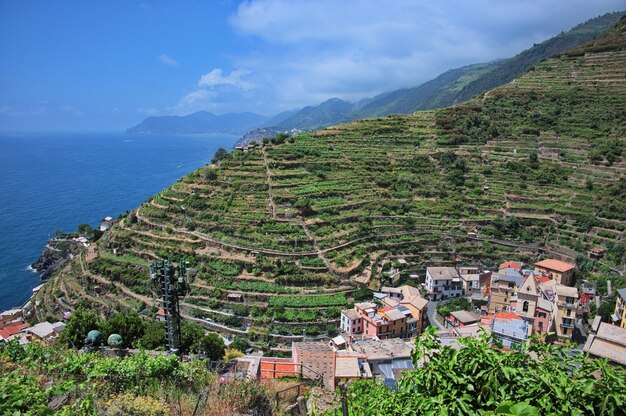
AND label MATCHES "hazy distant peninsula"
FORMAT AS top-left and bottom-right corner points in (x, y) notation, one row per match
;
(126, 111), (268, 135)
